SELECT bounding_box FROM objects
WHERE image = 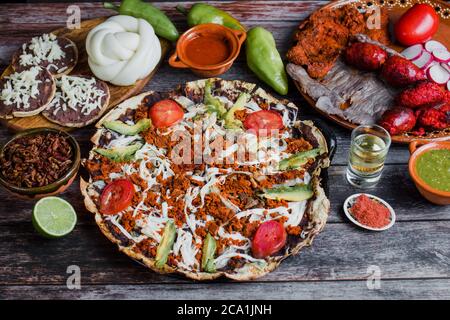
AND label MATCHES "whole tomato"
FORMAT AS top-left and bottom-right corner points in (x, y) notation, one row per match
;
(394, 4), (439, 46)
